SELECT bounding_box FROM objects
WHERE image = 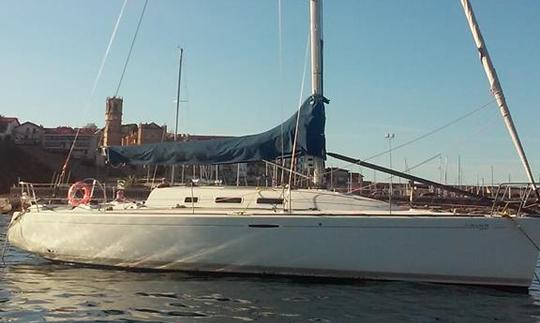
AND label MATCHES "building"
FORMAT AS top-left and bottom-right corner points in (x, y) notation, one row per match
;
(324, 167), (364, 192)
(42, 127), (98, 159)
(135, 123), (167, 145)
(101, 97), (167, 147)
(120, 124), (138, 145)
(118, 123), (167, 146)
(13, 122), (43, 145)
(103, 97), (123, 146)
(0, 117), (20, 141)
